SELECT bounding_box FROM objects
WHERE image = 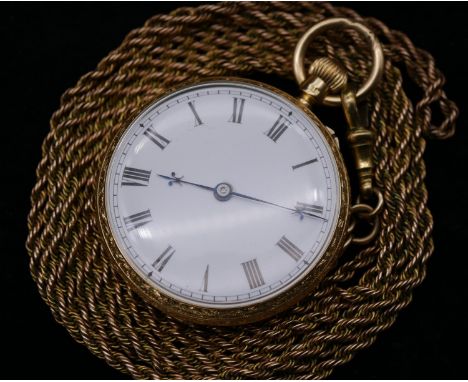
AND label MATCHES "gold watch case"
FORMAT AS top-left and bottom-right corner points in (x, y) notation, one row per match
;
(97, 77), (350, 326)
